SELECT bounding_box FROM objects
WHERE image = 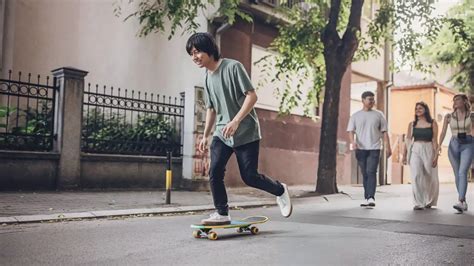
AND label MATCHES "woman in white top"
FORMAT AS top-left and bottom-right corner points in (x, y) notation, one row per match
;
(403, 102), (439, 210)
(438, 94), (474, 213)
